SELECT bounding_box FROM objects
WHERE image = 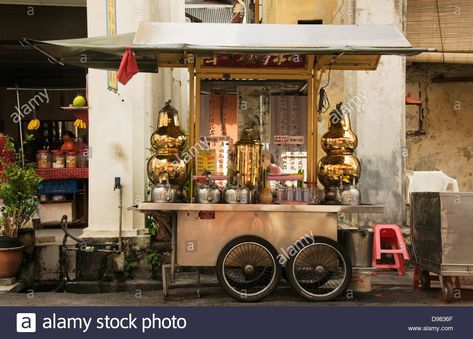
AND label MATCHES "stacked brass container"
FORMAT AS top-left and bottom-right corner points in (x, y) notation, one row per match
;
(147, 101), (187, 189)
(318, 102), (360, 203)
(233, 128), (263, 188)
